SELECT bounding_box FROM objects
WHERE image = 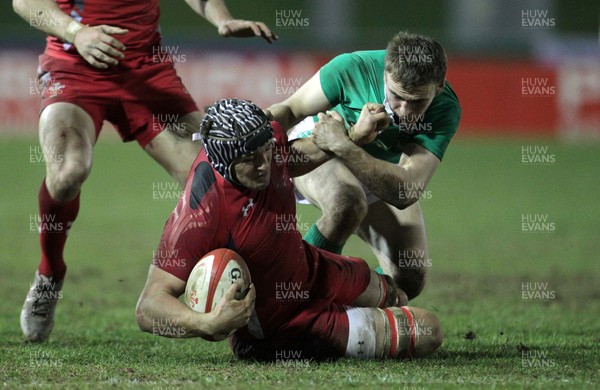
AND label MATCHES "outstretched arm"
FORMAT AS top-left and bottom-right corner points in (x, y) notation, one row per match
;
(184, 0), (277, 43)
(284, 141), (333, 178)
(268, 71), (337, 177)
(268, 71), (332, 130)
(136, 265), (255, 338)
